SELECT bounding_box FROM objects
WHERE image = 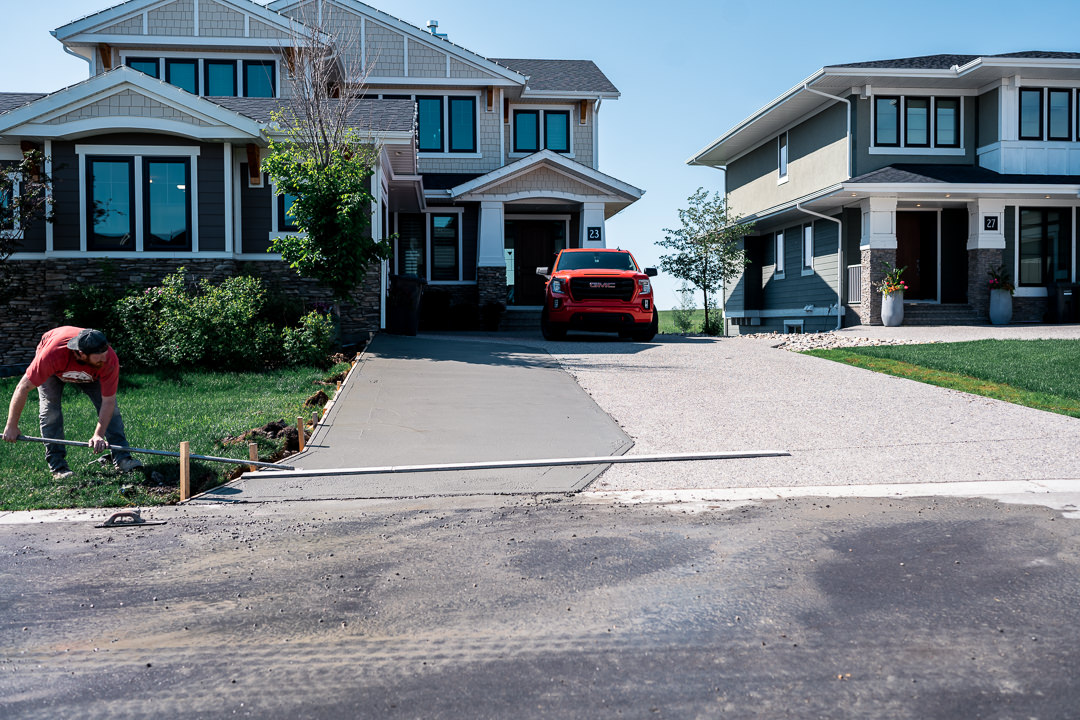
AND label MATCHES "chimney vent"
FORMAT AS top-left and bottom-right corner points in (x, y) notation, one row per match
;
(426, 20), (447, 39)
